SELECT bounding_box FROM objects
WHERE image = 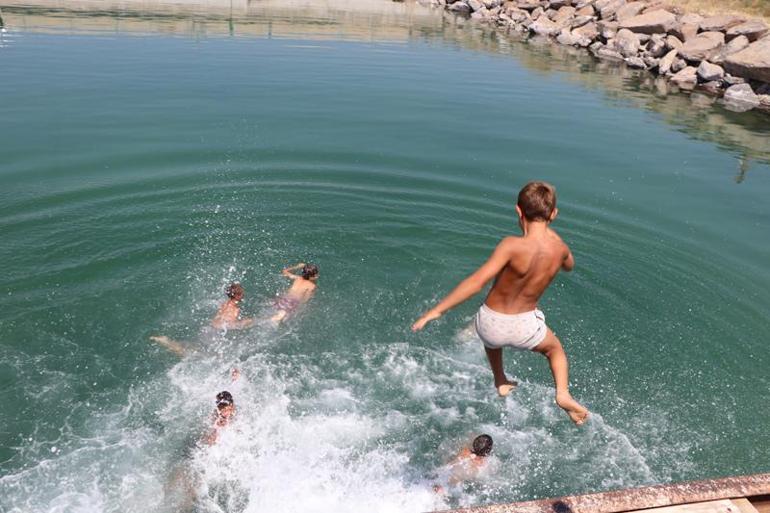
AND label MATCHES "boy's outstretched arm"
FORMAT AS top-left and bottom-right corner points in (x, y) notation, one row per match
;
(412, 238), (516, 331)
(282, 262), (305, 280)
